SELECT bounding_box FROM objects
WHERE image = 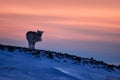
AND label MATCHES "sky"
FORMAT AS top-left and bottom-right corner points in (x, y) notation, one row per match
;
(0, 0), (120, 65)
